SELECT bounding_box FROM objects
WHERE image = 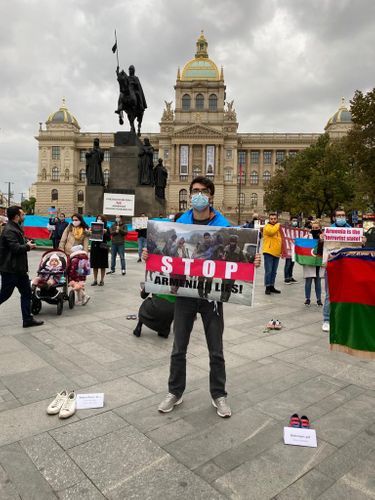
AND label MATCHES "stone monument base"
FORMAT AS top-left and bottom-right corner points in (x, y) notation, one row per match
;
(85, 185), (104, 217)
